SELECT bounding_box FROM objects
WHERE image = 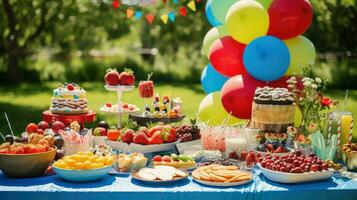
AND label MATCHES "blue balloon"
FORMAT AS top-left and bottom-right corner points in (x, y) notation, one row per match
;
(243, 36), (290, 82)
(205, 0), (222, 27)
(201, 64), (229, 94)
